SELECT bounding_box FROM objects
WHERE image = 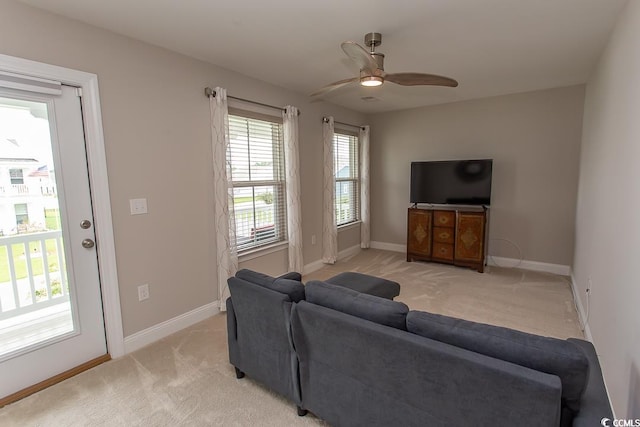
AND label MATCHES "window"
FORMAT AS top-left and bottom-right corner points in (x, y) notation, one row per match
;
(14, 203), (28, 225)
(333, 131), (359, 226)
(228, 111), (287, 253)
(9, 168), (24, 185)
